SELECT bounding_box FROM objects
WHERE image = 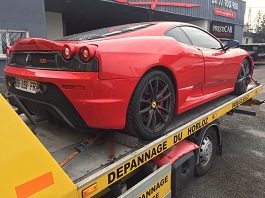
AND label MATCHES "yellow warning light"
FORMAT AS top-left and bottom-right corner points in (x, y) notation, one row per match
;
(82, 183), (98, 197)
(212, 113), (218, 119)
